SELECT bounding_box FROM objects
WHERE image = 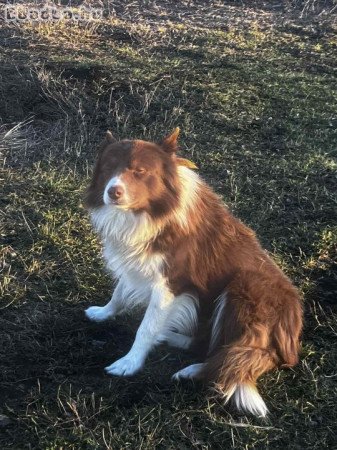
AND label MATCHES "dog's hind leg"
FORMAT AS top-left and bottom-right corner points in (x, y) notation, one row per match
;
(159, 330), (193, 350)
(172, 363), (205, 380)
(163, 292), (199, 335)
(158, 292), (199, 349)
